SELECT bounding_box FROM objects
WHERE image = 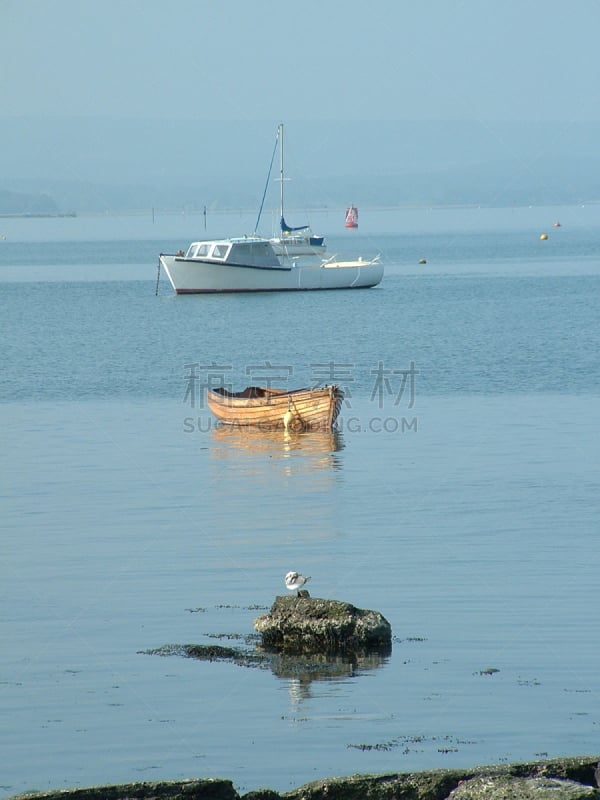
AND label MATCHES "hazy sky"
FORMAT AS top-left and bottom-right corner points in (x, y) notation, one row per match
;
(2, 0), (600, 206)
(2, 0), (599, 124)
